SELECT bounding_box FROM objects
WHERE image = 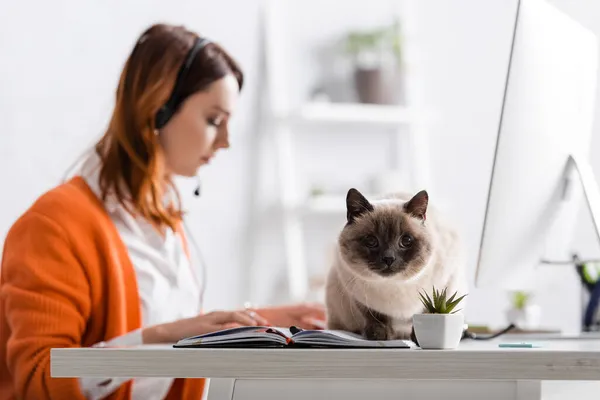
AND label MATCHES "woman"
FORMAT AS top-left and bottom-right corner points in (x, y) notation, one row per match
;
(0, 24), (325, 400)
